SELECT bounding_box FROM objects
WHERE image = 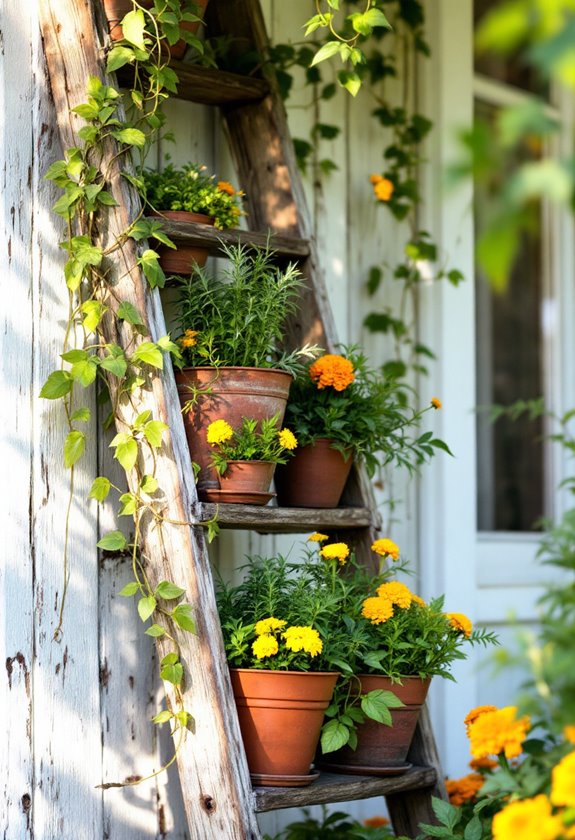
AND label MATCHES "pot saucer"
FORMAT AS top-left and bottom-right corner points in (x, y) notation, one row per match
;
(317, 761), (412, 777)
(201, 489), (276, 505)
(250, 769), (320, 788)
